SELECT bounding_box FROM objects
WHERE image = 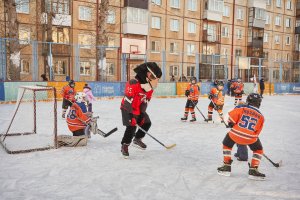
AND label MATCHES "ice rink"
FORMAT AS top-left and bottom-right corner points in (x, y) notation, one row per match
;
(0, 95), (300, 200)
